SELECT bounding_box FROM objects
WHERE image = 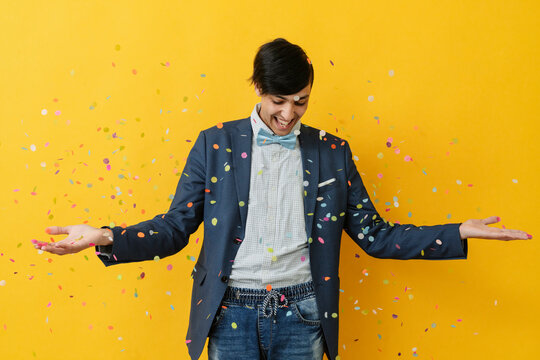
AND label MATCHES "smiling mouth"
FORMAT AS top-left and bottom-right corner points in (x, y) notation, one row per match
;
(274, 116), (293, 129)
